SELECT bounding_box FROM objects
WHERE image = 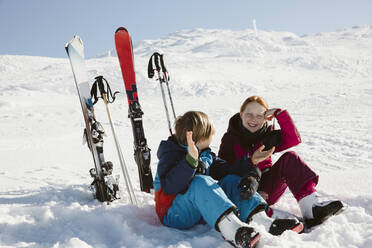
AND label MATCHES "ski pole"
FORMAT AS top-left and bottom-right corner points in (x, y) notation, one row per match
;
(154, 54), (173, 135)
(159, 54), (176, 120)
(148, 52), (176, 135)
(93, 76), (138, 206)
